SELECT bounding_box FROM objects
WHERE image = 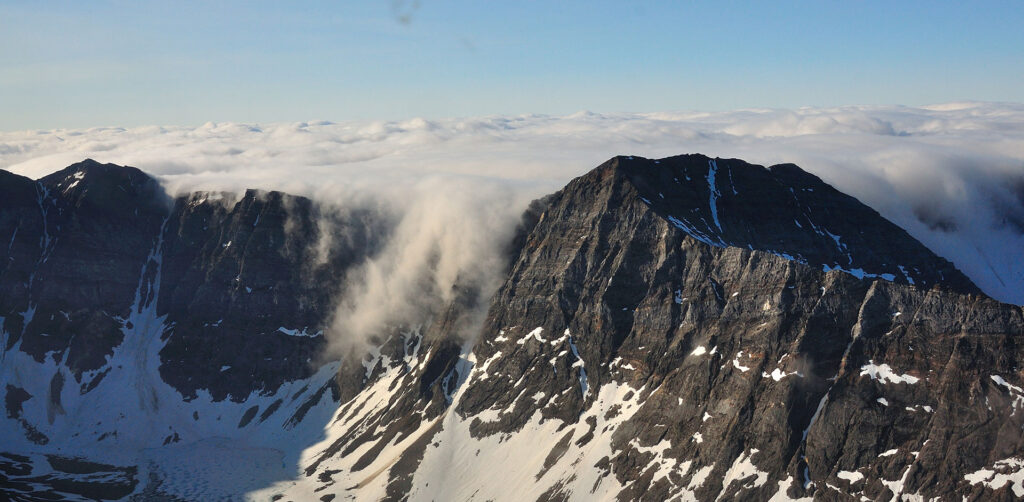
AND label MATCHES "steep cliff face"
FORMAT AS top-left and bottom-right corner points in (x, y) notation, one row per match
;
(0, 160), (361, 404)
(156, 188), (387, 401)
(0, 160), (381, 500)
(1, 155), (1023, 501)
(0, 160), (167, 379)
